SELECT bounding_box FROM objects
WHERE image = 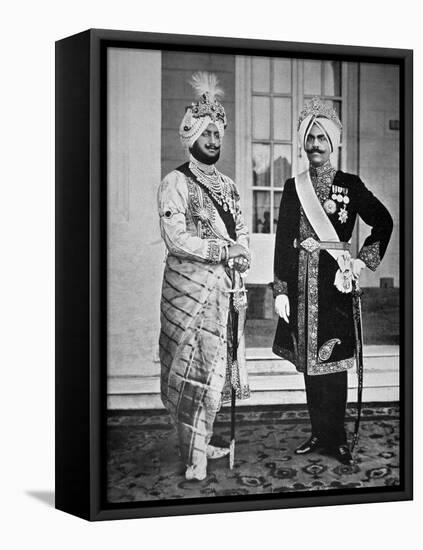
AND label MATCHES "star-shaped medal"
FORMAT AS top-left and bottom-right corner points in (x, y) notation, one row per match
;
(338, 205), (348, 224)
